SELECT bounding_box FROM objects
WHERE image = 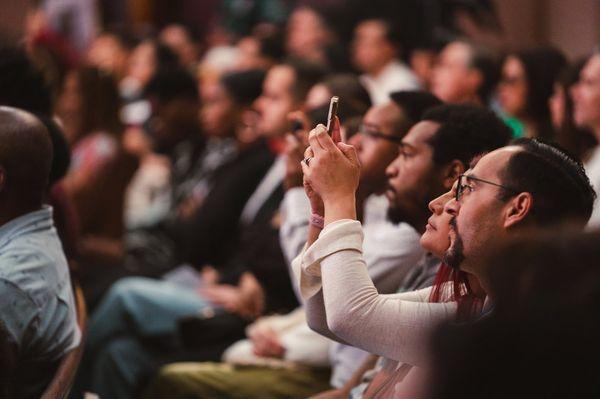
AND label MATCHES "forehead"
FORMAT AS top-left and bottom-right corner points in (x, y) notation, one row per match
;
(356, 21), (386, 38)
(470, 146), (520, 180)
(582, 55), (600, 79)
(264, 66), (294, 92)
(363, 102), (402, 125)
(441, 42), (471, 64)
(403, 120), (439, 148)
